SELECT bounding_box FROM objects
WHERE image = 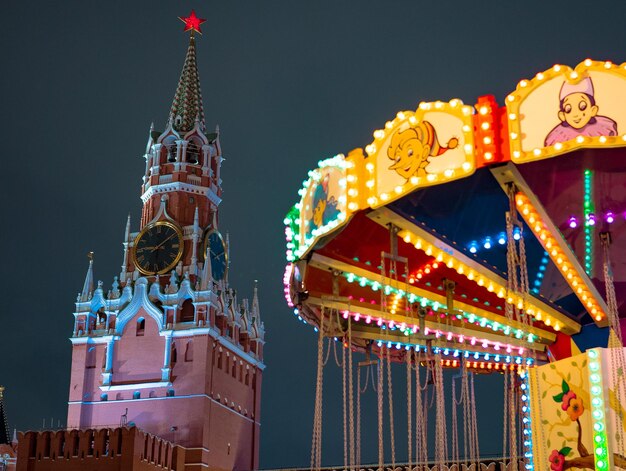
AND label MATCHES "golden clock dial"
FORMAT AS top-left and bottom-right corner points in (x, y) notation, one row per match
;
(132, 221), (184, 275)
